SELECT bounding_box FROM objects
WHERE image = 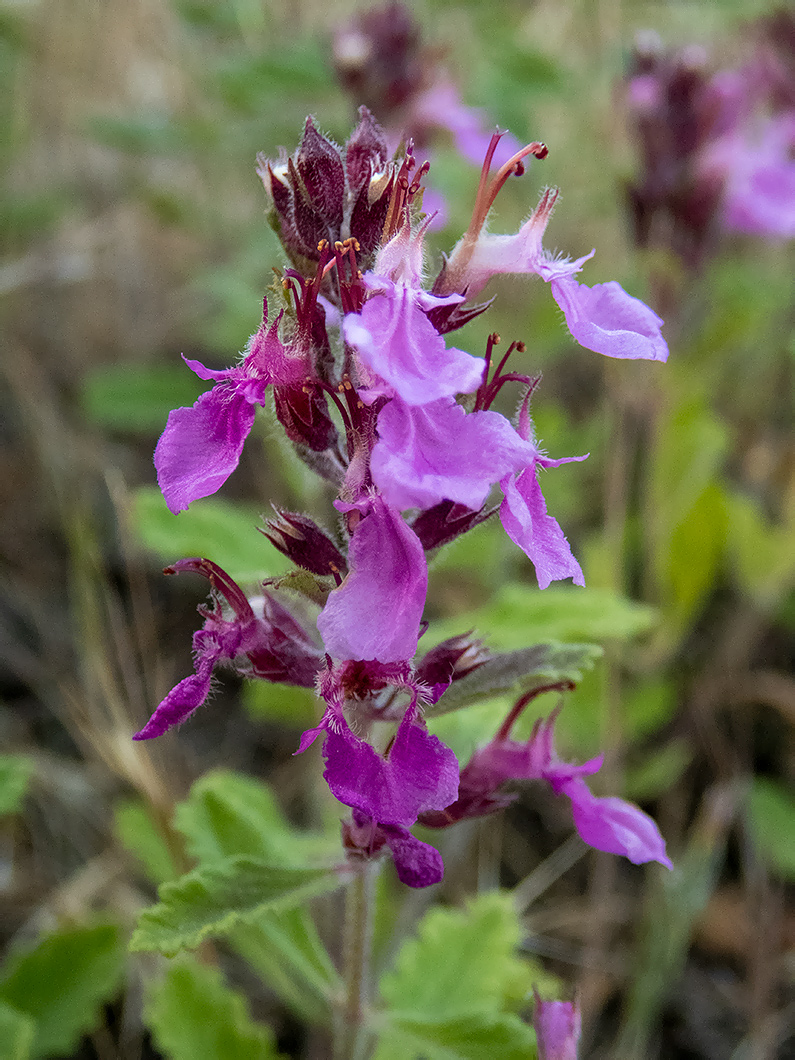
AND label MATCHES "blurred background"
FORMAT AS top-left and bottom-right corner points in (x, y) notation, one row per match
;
(1, 0), (793, 1057)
